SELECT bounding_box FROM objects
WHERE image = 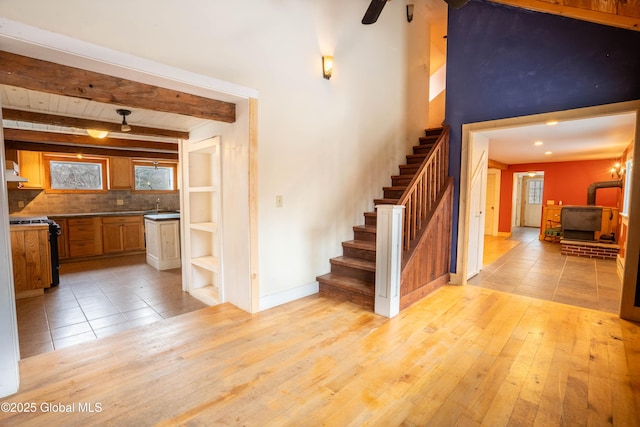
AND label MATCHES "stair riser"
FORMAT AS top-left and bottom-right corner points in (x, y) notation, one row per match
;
(354, 229), (376, 242)
(399, 165), (419, 174)
(318, 284), (374, 310)
(384, 189), (405, 199)
(331, 263), (375, 282)
(343, 245), (376, 261)
(392, 177), (412, 186)
(406, 155), (427, 164)
(364, 213), (377, 226)
(413, 145), (434, 155)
